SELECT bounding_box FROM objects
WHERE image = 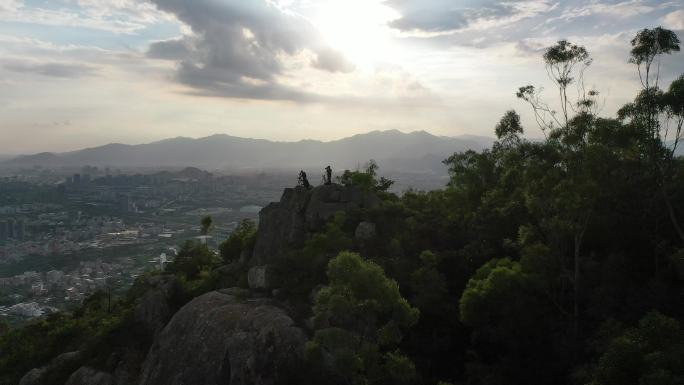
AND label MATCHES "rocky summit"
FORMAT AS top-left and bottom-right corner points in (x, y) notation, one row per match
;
(252, 183), (380, 266)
